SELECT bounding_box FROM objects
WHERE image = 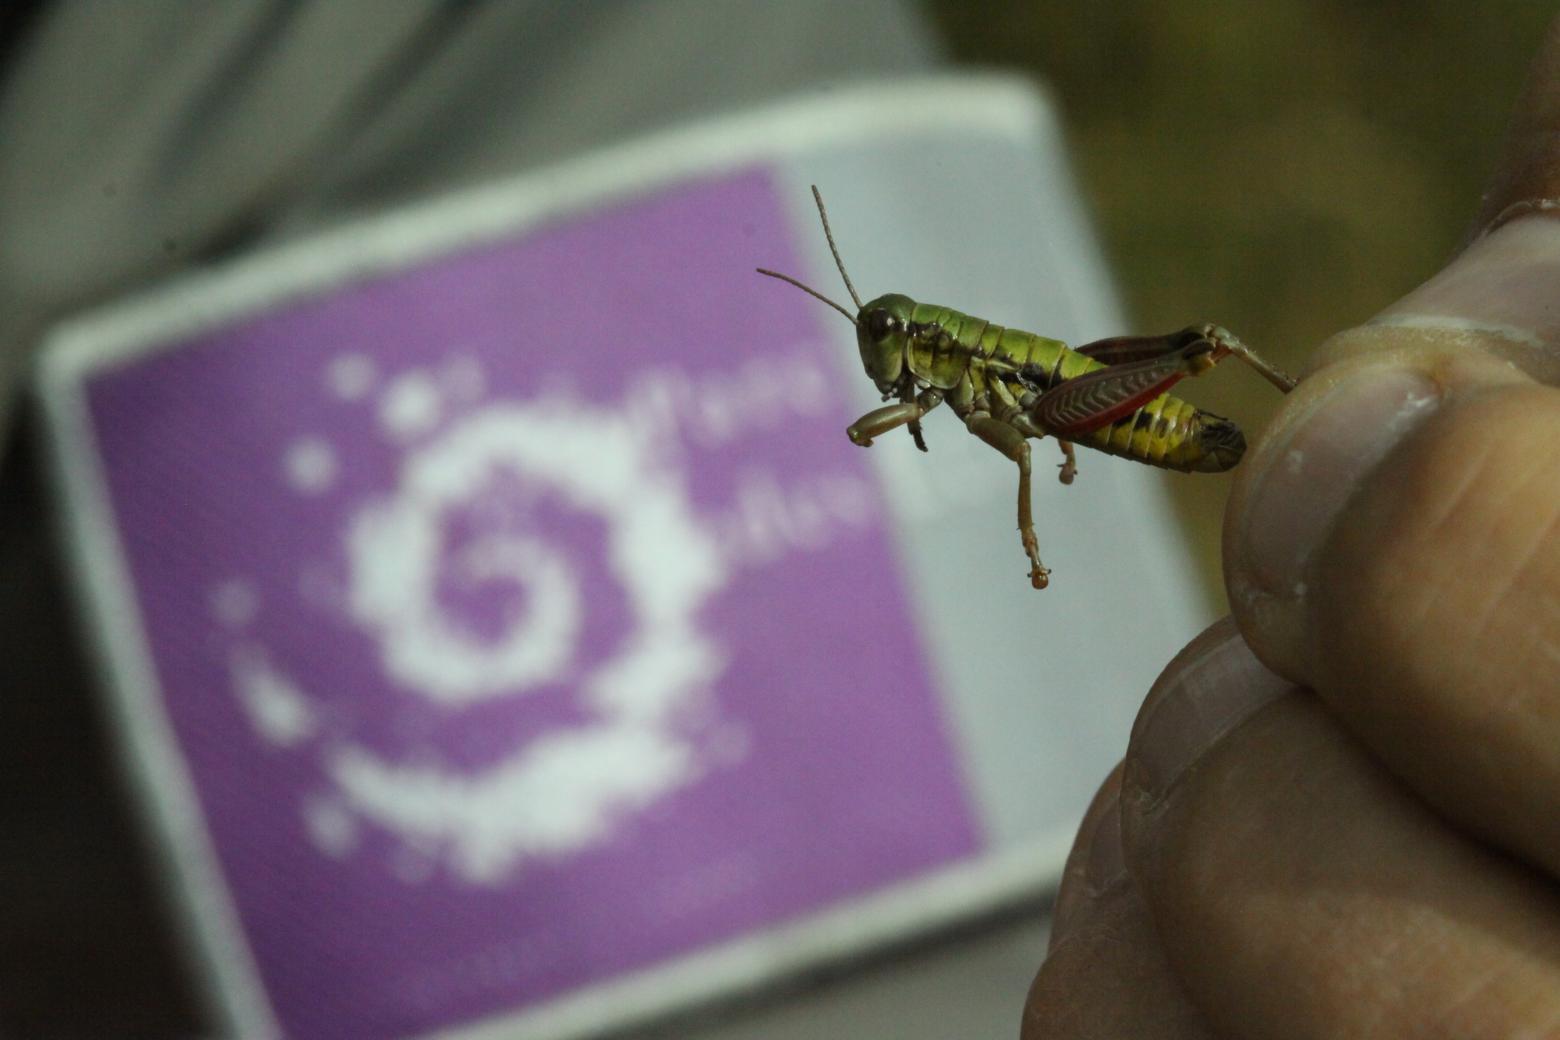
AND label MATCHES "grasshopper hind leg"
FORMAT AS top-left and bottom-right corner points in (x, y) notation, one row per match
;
(1198, 325), (1296, 393)
(1072, 325), (1297, 394)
